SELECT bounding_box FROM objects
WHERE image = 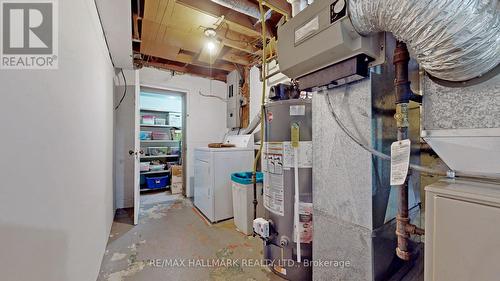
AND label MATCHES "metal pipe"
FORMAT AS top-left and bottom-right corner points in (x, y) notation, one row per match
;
(393, 42), (424, 261)
(210, 0), (261, 19)
(287, 0), (307, 17)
